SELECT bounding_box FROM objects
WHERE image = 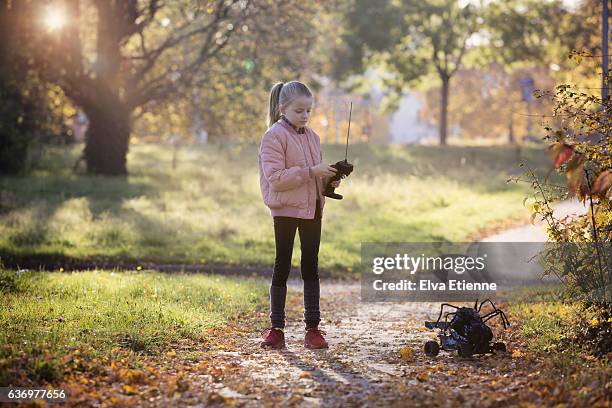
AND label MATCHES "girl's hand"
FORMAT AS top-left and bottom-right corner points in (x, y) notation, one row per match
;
(310, 163), (337, 178)
(330, 179), (341, 188)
